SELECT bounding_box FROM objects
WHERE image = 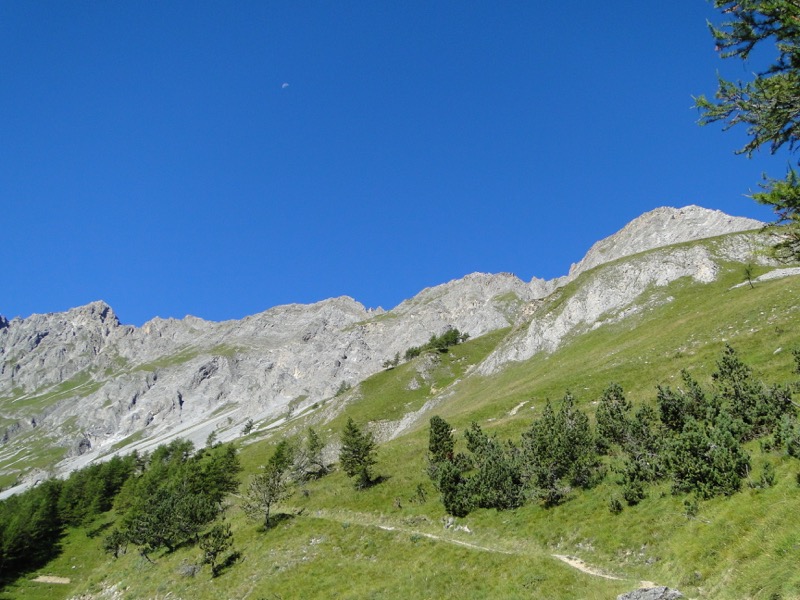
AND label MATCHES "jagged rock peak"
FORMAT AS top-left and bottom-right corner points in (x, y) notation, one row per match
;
(69, 300), (119, 326)
(2, 300), (120, 328)
(569, 205), (764, 277)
